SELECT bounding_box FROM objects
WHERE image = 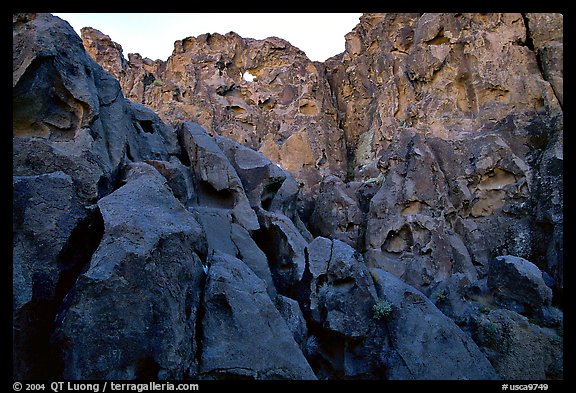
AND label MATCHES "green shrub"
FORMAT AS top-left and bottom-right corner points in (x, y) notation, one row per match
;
(436, 289), (447, 303)
(153, 79), (163, 87)
(479, 305), (492, 314)
(480, 321), (500, 347)
(373, 300), (393, 320)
